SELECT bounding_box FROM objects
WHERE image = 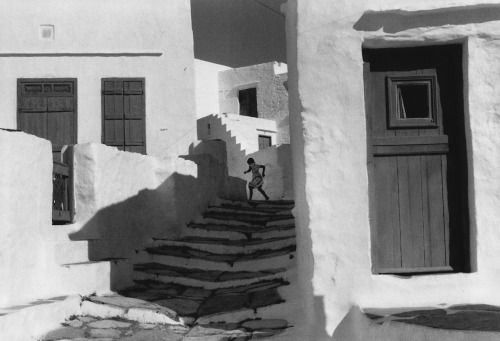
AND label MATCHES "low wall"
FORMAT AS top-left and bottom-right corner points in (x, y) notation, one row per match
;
(0, 131), (52, 307)
(70, 143), (225, 257)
